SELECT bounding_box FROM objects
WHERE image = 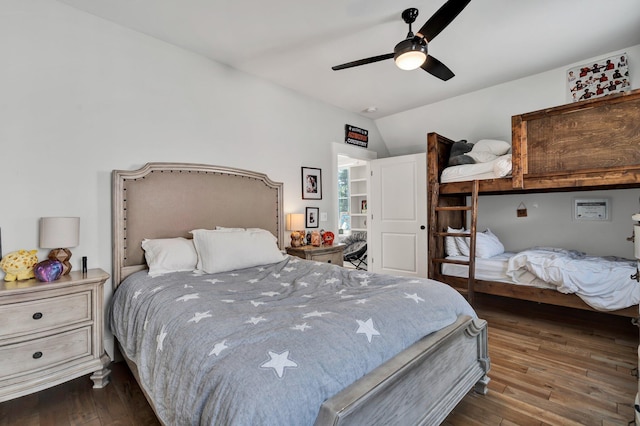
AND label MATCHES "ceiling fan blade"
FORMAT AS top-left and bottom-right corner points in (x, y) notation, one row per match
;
(332, 53), (394, 70)
(417, 0), (471, 42)
(421, 55), (455, 81)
